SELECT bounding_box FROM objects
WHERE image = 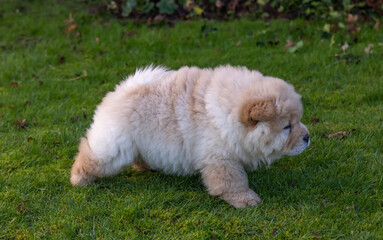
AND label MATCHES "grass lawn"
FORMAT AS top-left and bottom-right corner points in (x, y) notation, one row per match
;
(1, 1), (383, 239)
